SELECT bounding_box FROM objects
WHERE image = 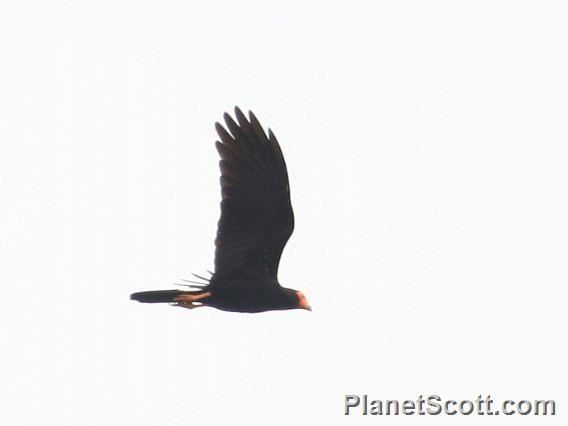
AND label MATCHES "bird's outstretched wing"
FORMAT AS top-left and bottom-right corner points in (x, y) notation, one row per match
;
(213, 107), (294, 281)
